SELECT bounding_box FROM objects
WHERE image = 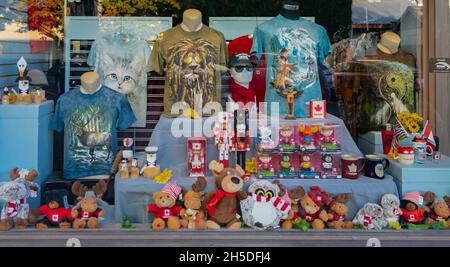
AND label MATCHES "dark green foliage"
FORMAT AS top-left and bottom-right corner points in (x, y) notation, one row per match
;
(177, 0), (352, 42)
